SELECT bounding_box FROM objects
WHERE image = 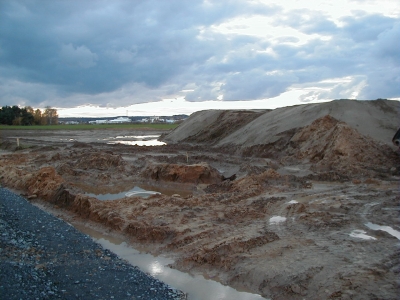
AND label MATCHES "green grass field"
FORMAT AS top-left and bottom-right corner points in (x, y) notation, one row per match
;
(0, 123), (179, 130)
